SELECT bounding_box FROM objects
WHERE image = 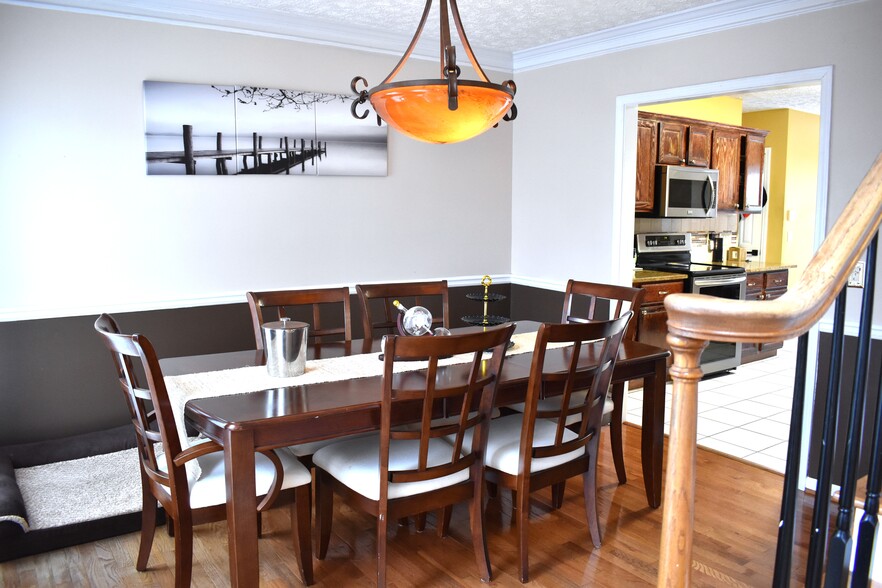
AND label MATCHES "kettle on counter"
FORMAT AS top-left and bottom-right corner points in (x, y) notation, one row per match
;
(707, 234), (725, 263)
